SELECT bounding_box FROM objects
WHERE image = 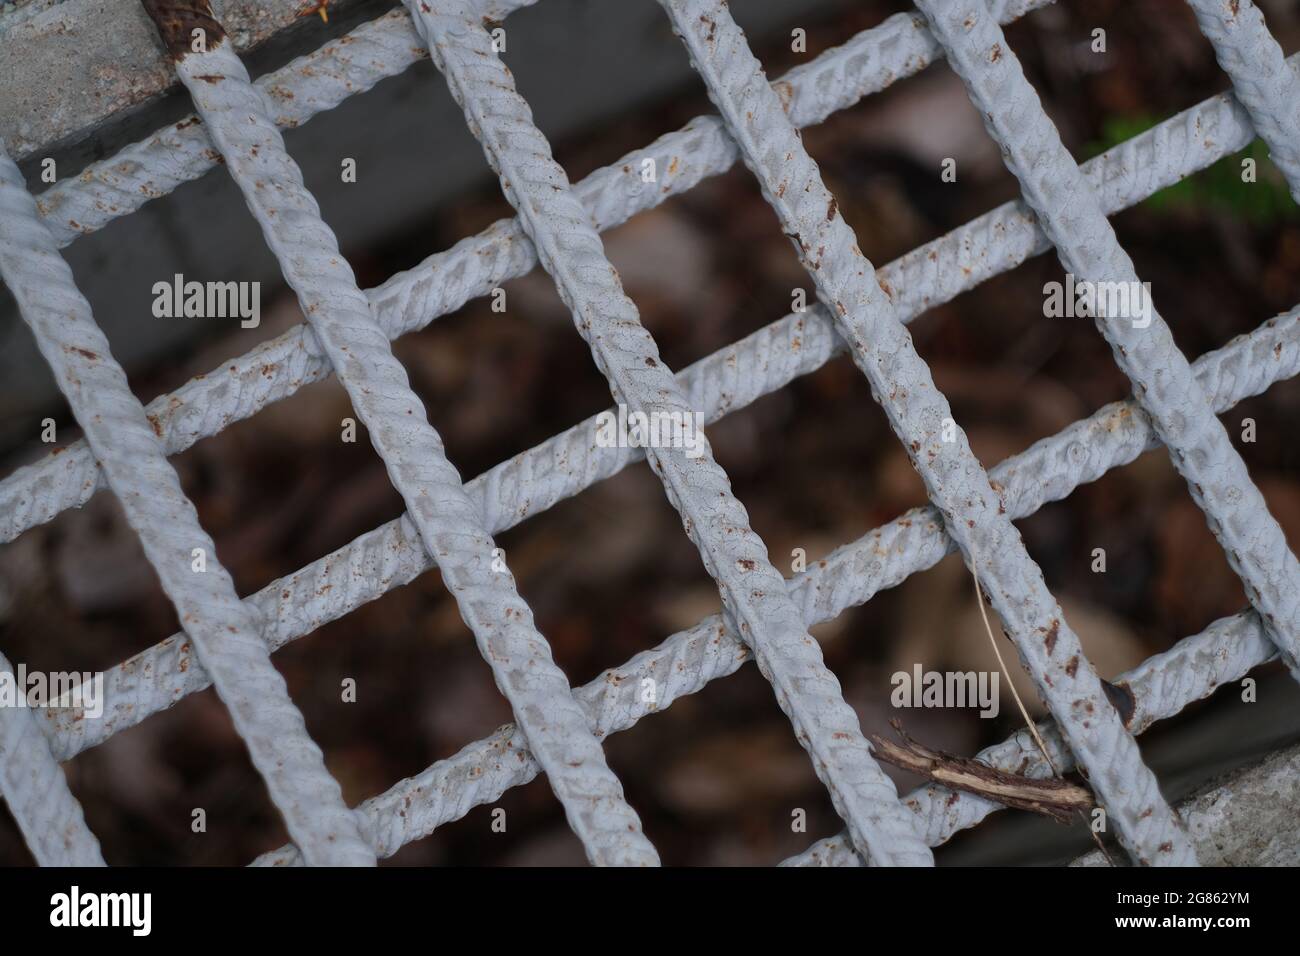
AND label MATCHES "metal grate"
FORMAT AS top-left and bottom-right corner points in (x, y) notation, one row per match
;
(1, 0), (1298, 866)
